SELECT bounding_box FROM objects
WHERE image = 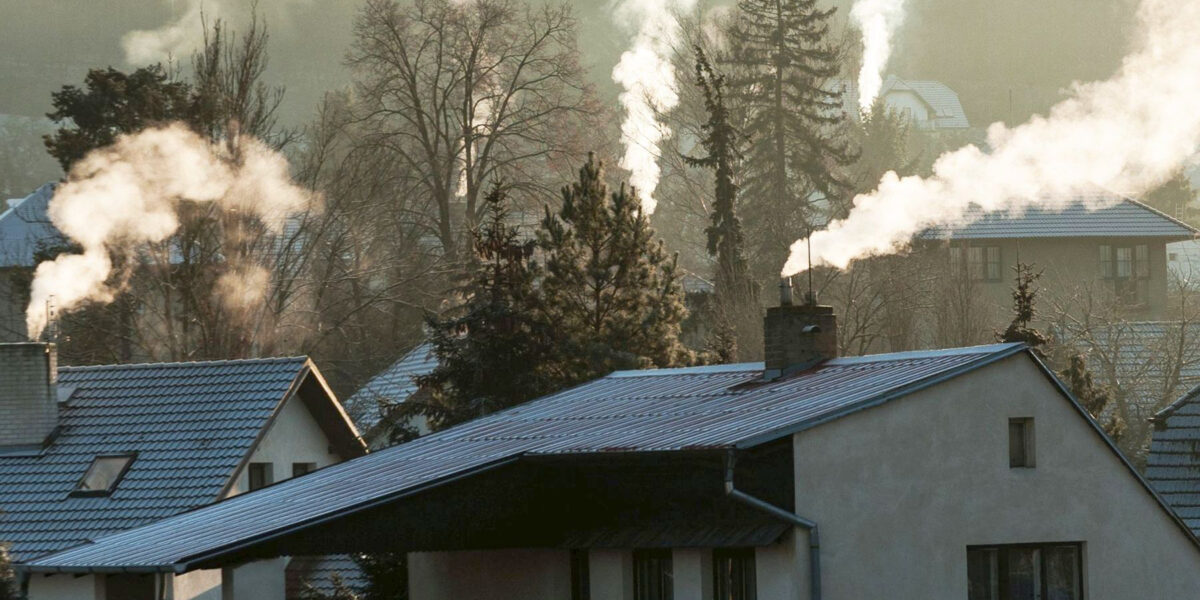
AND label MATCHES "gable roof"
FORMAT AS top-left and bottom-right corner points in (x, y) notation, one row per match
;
(918, 192), (1198, 241)
(23, 343), (1041, 572)
(1147, 385), (1200, 535)
(344, 342), (437, 432)
(0, 356), (362, 562)
(0, 183), (66, 268)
